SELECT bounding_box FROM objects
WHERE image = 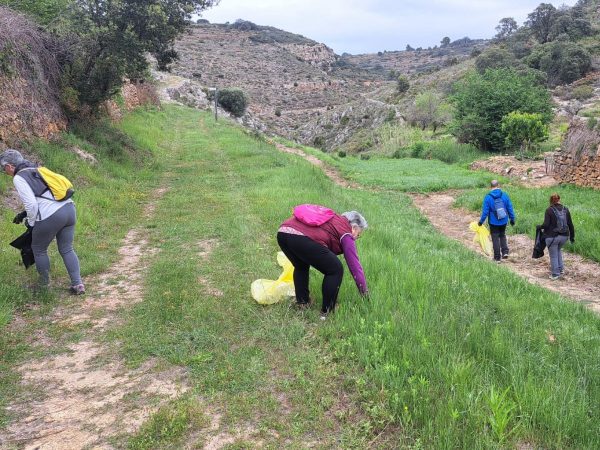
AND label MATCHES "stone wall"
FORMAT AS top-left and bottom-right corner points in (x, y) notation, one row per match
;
(553, 120), (600, 189)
